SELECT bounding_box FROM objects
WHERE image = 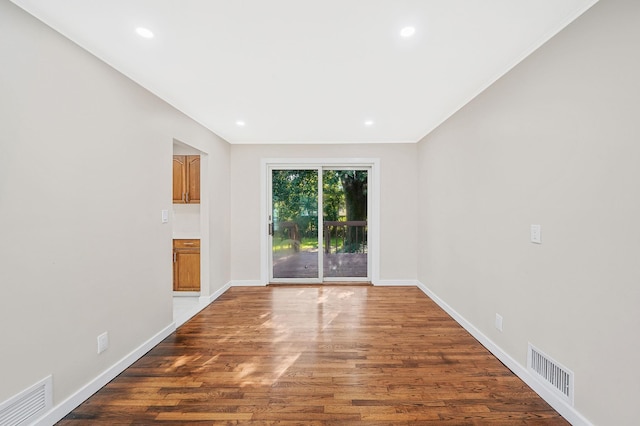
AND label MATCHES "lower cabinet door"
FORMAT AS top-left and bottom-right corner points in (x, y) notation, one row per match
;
(173, 240), (200, 291)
